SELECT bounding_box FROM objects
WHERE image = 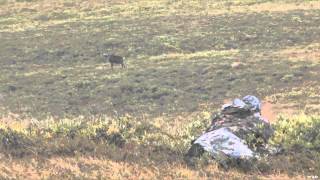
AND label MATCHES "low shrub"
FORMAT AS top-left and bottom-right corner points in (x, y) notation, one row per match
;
(272, 115), (320, 151)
